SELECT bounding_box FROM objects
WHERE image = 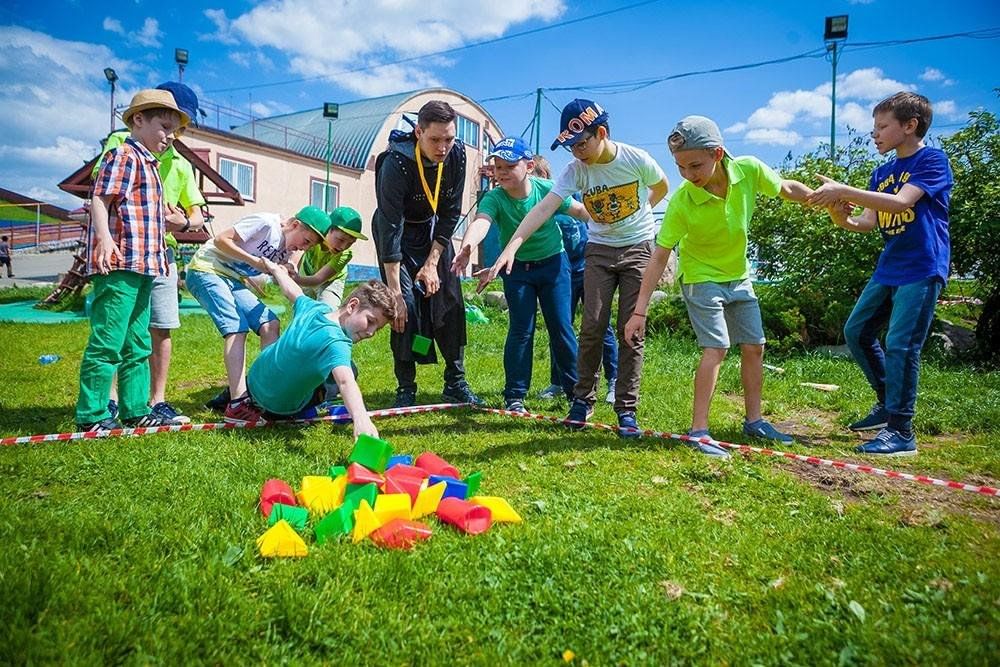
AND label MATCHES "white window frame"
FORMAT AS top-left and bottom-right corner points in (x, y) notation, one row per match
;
(218, 156), (256, 202)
